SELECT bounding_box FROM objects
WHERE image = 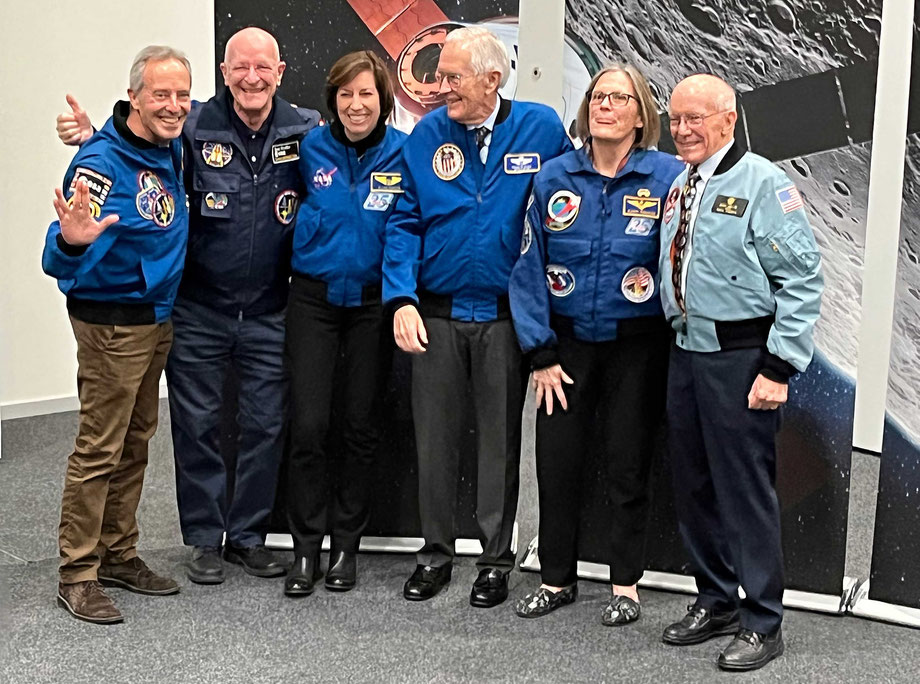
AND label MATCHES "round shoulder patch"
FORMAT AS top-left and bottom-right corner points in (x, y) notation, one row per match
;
(274, 190), (299, 225)
(663, 186), (681, 224)
(546, 190), (581, 231)
(521, 216), (533, 255)
(432, 143), (464, 181)
(621, 266), (655, 303)
(545, 264), (575, 297)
